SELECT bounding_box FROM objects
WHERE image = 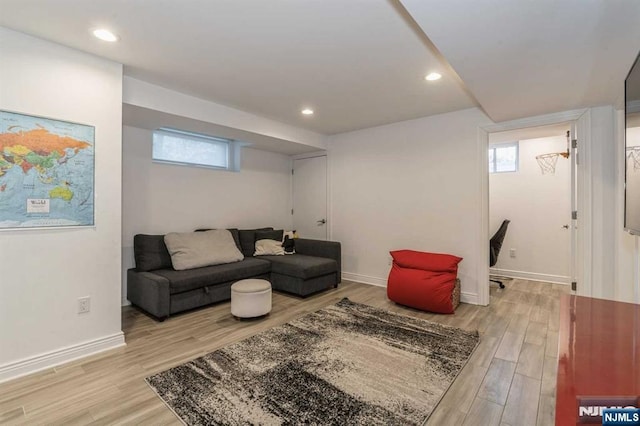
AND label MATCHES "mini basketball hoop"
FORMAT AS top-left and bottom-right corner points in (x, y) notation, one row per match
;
(627, 146), (640, 171)
(536, 130), (571, 175)
(536, 152), (566, 174)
